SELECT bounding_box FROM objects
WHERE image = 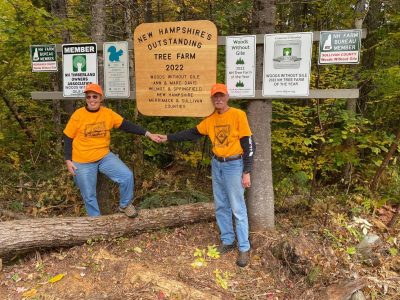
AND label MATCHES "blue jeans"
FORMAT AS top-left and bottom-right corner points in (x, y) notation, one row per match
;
(73, 152), (134, 216)
(212, 157), (250, 252)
